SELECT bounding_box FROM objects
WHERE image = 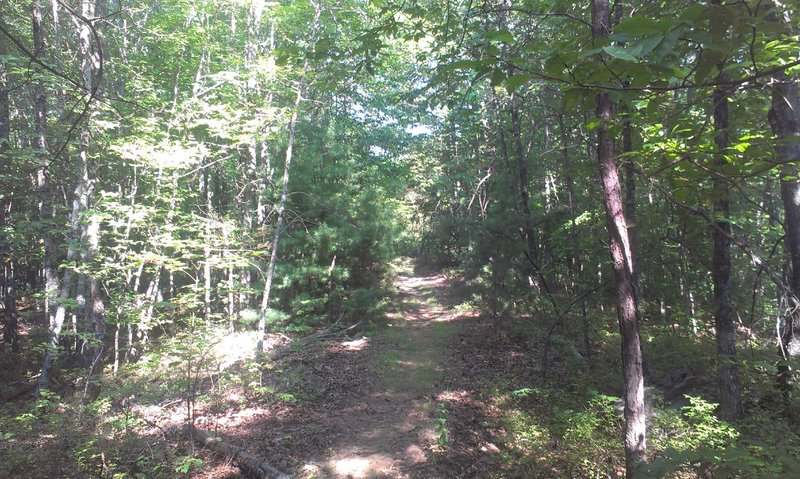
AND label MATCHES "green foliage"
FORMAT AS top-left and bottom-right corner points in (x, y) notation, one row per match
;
(434, 401), (450, 449)
(2, 0), (800, 476)
(175, 456), (204, 475)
